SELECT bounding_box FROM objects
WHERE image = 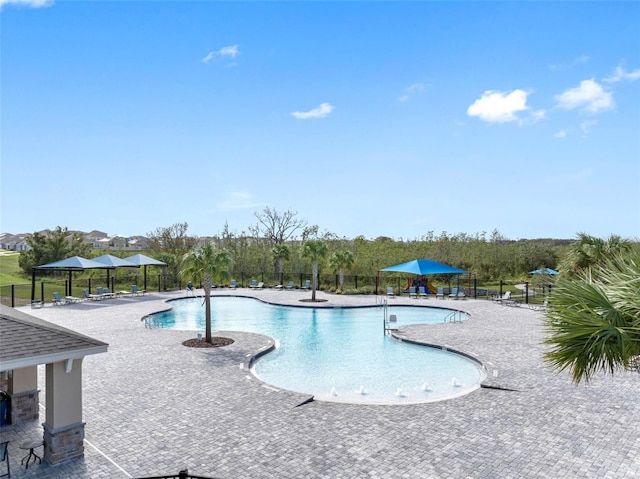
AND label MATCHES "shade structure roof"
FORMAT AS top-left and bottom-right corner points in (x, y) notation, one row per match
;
(36, 255), (112, 270)
(380, 259), (467, 275)
(92, 254), (138, 268)
(123, 253), (166, 266)
(529, 268), (558, 275)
